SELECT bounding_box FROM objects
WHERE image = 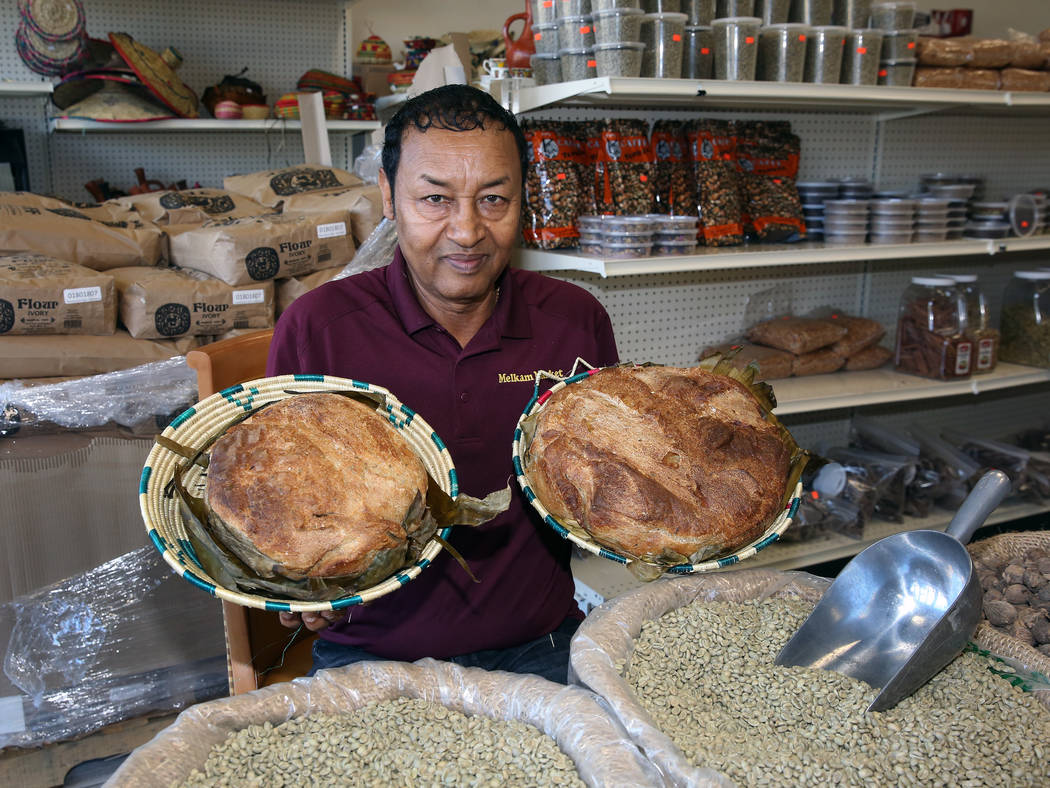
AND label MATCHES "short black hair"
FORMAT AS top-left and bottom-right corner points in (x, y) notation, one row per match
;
(381, 84), (527, 199)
